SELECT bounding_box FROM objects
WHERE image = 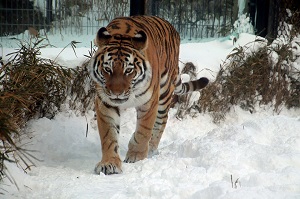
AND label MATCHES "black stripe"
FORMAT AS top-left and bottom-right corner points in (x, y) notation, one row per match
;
(159, 93), (173, 106)
(135, 82), (152, 98)
(133, 62), (146, 86)
(158, 109), (167, 115)
(114, 145), (118, 154)
(103, 129), (110, 140)
(155, 120), (167, 126)
(125, 22), (131, 33)
(192, 80), (198, 90)
(184, 83), (190, 92)
(161, 69), (168, 78)
(159, 87), (171, 101)
(175, 78), (182, 87)
(134, 134), (139, 144)
(156, 114), (168, 120)
(140, 124), (152, 131)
